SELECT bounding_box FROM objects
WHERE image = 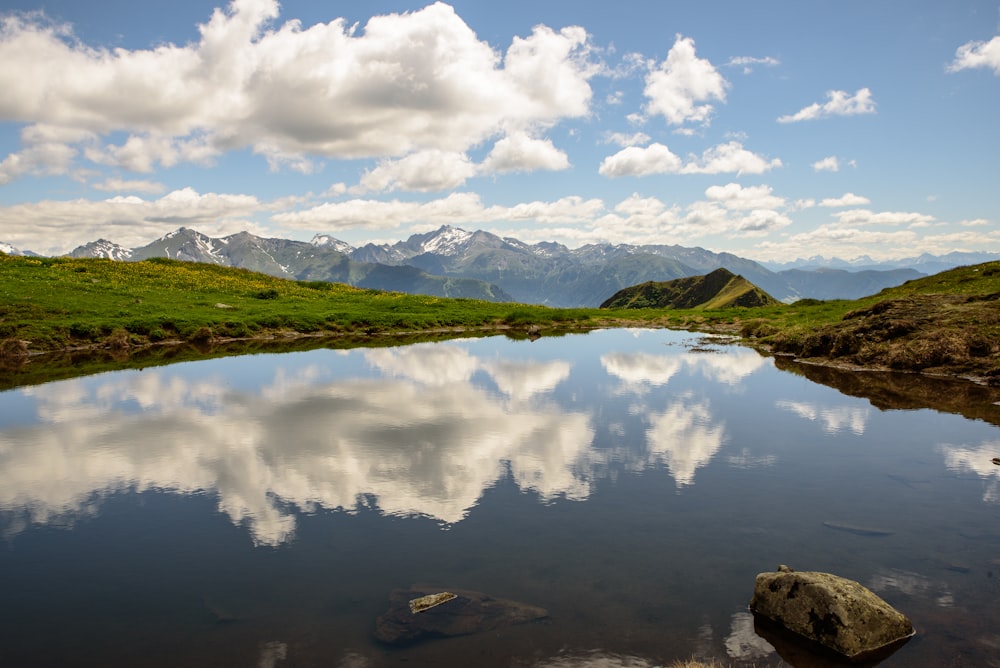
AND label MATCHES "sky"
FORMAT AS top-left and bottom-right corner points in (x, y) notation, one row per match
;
(0, 0), (998, 261)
